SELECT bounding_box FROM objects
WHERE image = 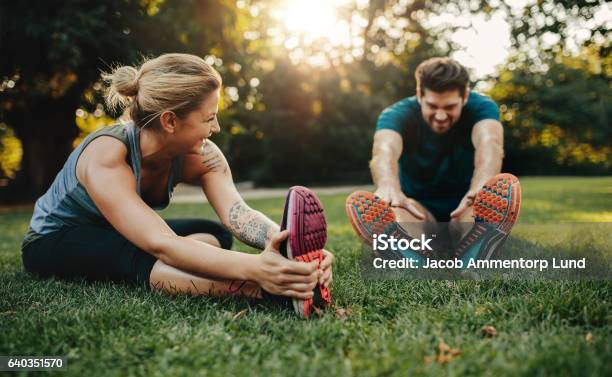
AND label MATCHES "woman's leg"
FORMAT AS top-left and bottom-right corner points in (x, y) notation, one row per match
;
(22, 223), (261, 298)
(164, 218), (233, 249)
(150, 219), (260, 297)
(149, 260), (261, 298)
(22, 225), (158, 287)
